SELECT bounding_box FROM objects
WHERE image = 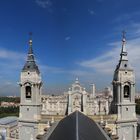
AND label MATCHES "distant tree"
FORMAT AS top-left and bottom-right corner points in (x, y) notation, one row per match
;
(0, 97), (20, 103)
(0, 106), (19, 118)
